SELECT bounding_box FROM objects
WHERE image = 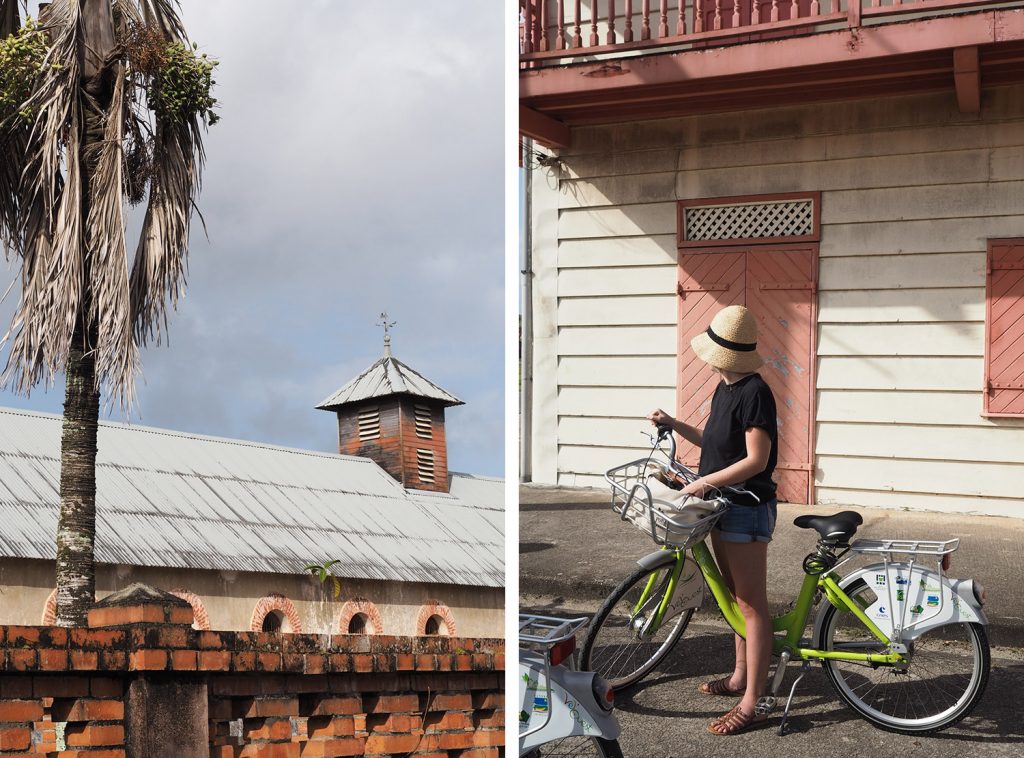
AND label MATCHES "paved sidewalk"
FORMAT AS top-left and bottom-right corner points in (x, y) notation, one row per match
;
(520, 485), (1024, 756)
(520, 484), (1024, 647)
